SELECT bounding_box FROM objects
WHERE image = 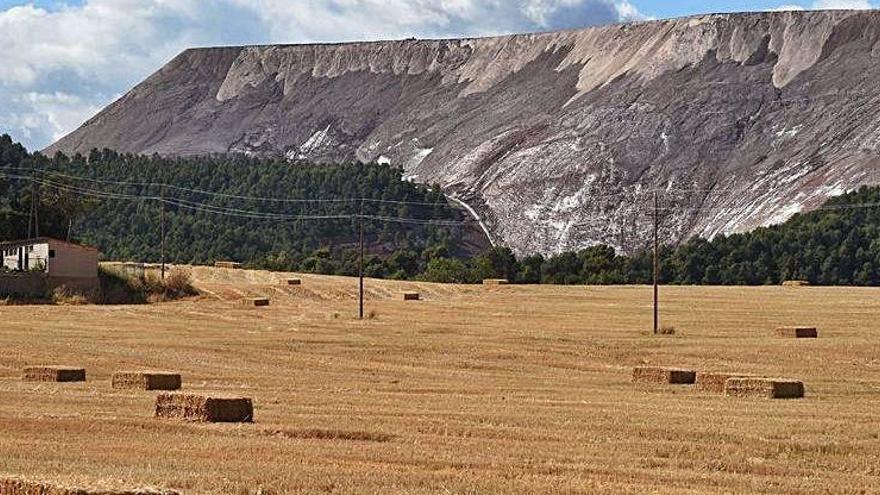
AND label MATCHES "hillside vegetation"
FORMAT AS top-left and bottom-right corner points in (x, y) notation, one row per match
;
(0, 135), (478, 280)
(3, 135), (880, 286)
(434, 187), (880, 286)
